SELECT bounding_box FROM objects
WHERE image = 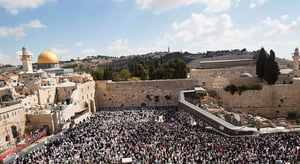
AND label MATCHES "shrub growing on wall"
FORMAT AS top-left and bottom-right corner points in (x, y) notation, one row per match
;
(224, 84), (262, 95)
(208, 90), (218, 98)
(287, 111), (298, 120)
(224, 84), (238, 95)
